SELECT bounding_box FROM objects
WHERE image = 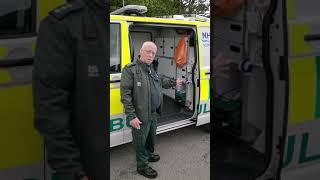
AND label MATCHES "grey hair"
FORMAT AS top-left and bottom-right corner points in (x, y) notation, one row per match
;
(141, 41), (157, 50)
